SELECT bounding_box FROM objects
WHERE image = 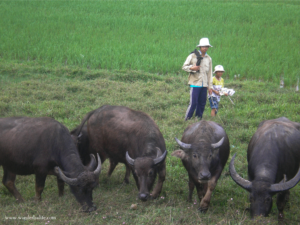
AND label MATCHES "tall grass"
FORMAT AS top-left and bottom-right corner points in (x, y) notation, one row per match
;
(0, 1), (300, 85)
